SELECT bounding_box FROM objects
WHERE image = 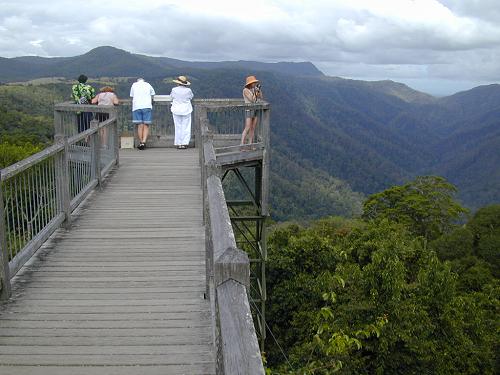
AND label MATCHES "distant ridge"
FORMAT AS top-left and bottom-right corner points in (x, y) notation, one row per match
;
(0, 46), (323, 82)
(322, 76), (436, 104)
